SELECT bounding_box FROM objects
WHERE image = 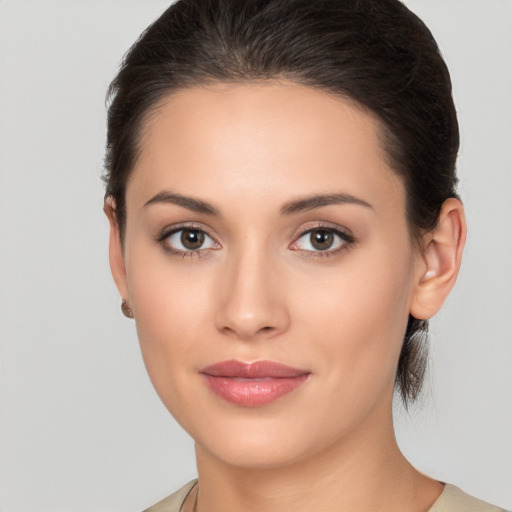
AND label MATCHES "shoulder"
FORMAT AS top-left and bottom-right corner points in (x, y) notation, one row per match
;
(142, 479), (198, 512)
(141, 480), (509, 512)
(429, 483), (508, 512)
